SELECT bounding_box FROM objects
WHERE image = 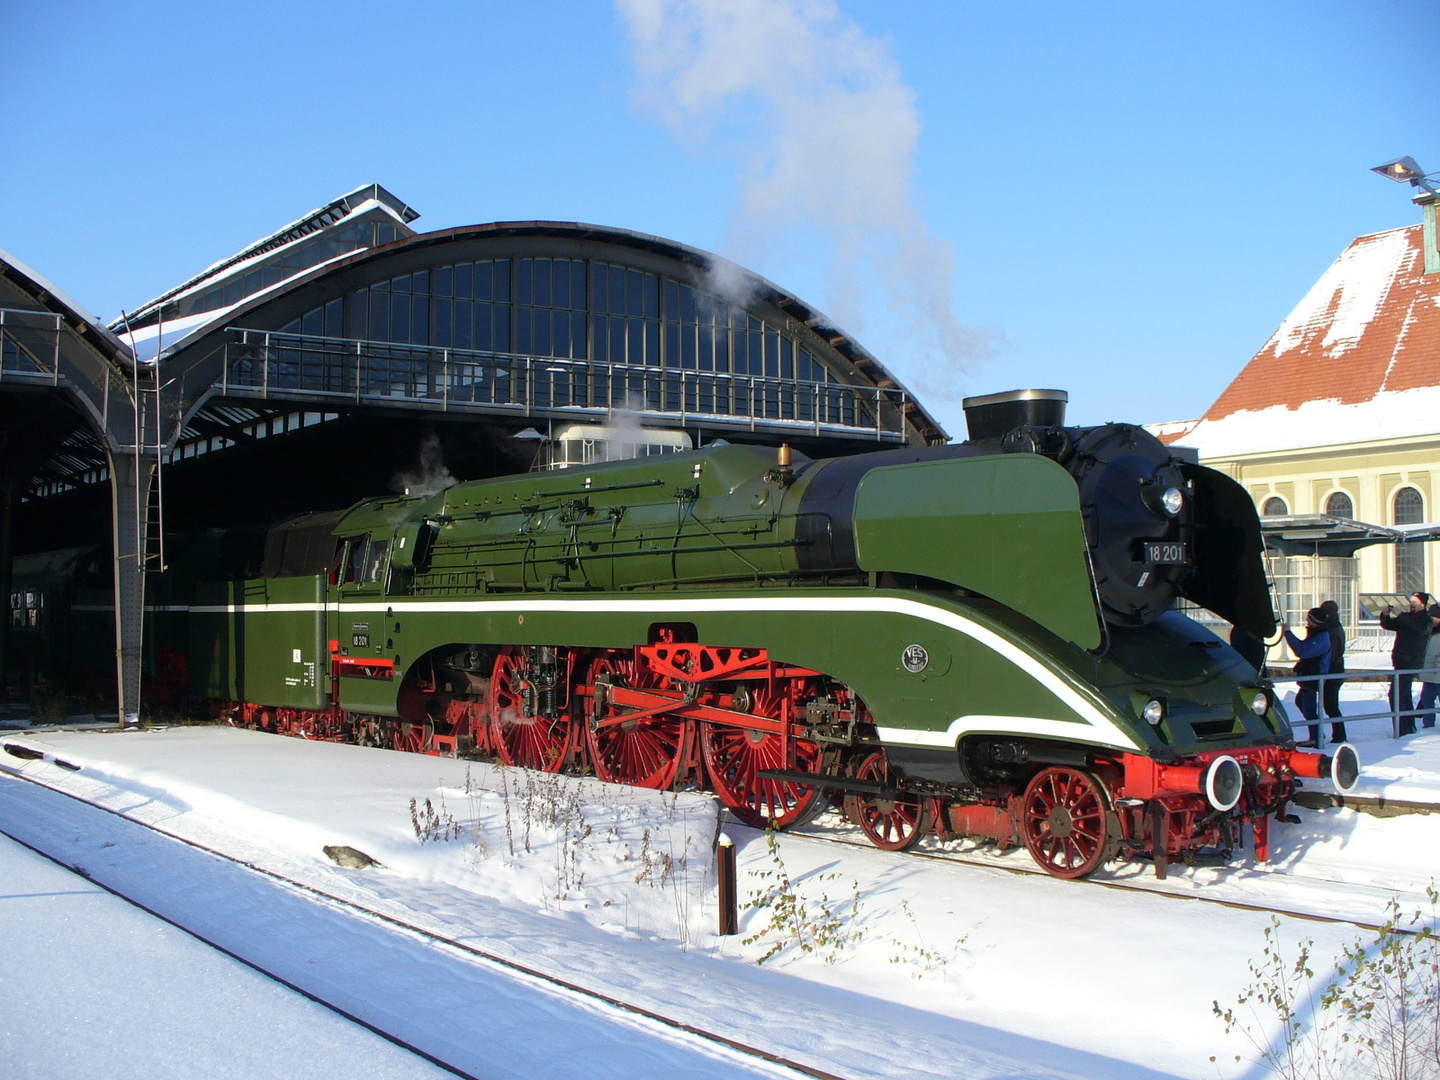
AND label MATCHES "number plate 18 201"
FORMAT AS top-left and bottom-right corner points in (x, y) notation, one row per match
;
(1143, 542), (1188, 564)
